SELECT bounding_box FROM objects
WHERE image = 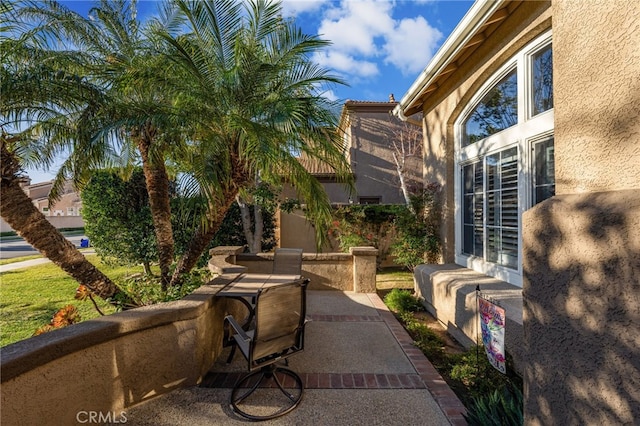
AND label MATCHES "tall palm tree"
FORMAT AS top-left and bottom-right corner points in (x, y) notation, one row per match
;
(12, 0), (180, 289)
(0, 135), (127, 302)
(153, 0), (353, 286)
(0, 8), (128, 302)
